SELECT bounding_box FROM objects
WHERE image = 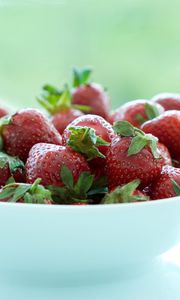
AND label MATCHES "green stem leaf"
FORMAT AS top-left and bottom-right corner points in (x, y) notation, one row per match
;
(67, 126), (109, 160)
(73, 66), (92, 87)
